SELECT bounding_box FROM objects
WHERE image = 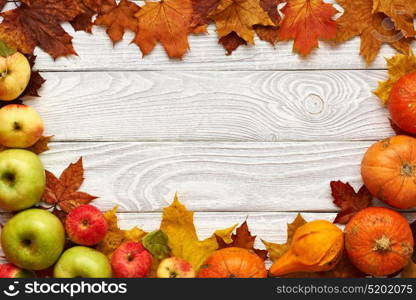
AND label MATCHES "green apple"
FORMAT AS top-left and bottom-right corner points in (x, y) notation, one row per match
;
(54, 246), (112, 278)
(1, 209), (65, 270)
(0, 104), (44, 148)
(0, 149), (45, 211)
(0, 52), (31, 101)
